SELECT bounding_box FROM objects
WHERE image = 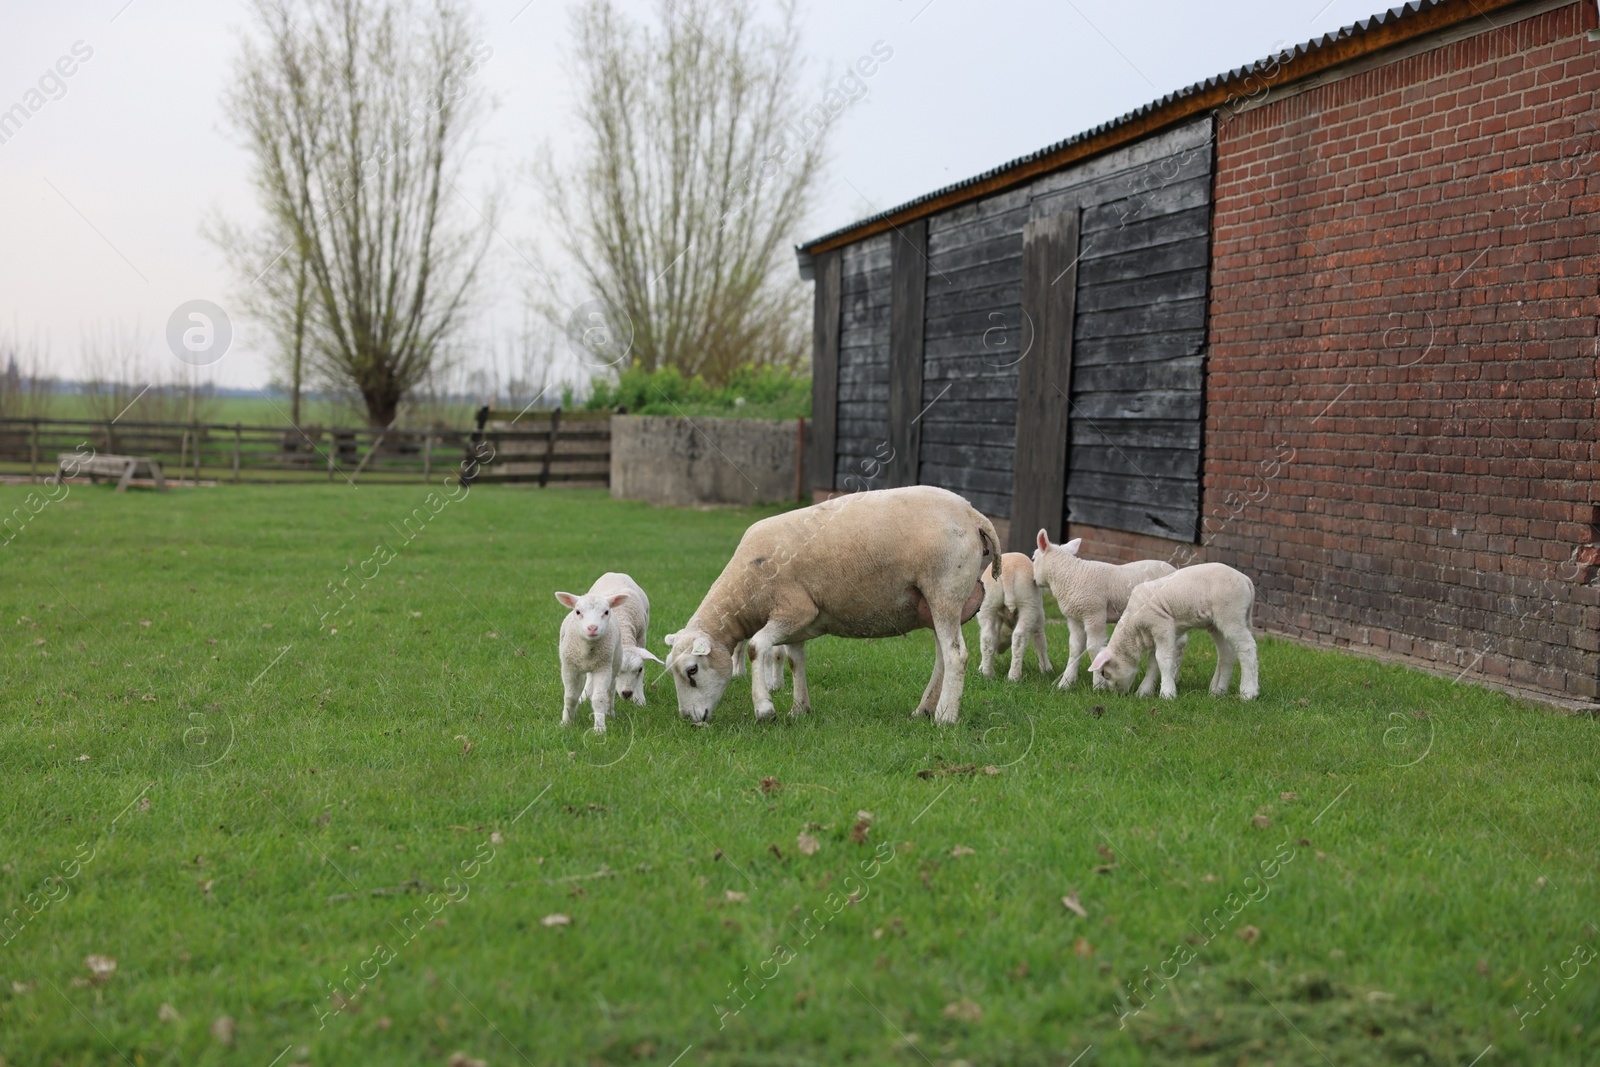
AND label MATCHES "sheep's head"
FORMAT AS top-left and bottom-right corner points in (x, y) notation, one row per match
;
(613, 644), (663, 705)
(1032, 530), (1081, 586)
(662, 629), (734, 724)
(1088, 645), (1139, 694)
(555, 590), (629, 642)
